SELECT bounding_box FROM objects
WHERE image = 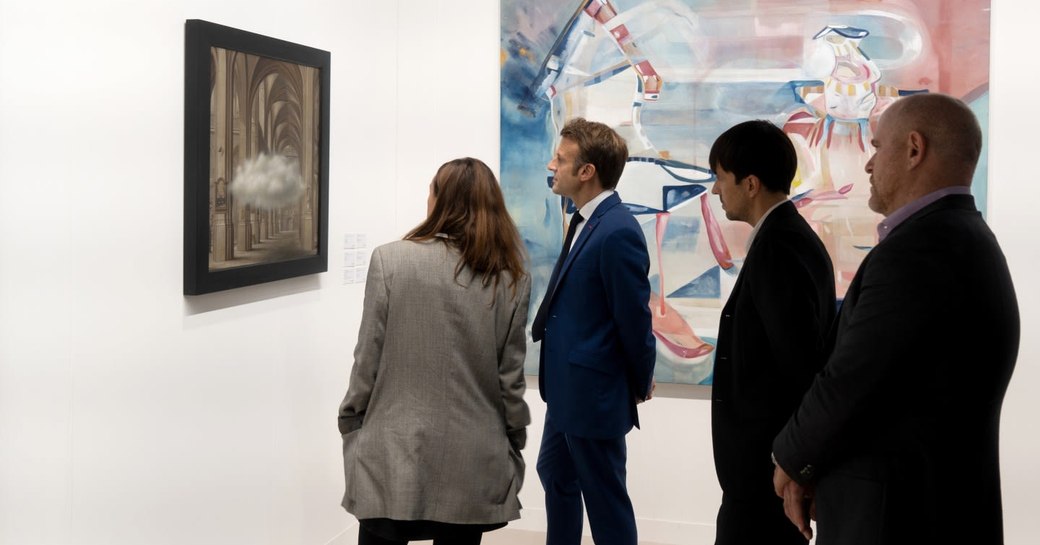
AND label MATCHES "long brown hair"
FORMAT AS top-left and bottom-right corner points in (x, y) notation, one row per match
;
(404, 158), (527, 298)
